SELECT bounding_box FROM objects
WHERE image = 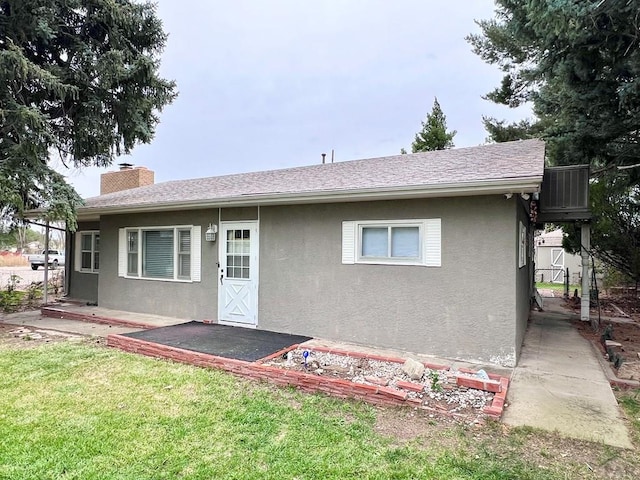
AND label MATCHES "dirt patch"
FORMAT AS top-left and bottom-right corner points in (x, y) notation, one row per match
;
(0, 323), (94, 349)
(373, 406), (640, 478)
(566, 292), (640, 382)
